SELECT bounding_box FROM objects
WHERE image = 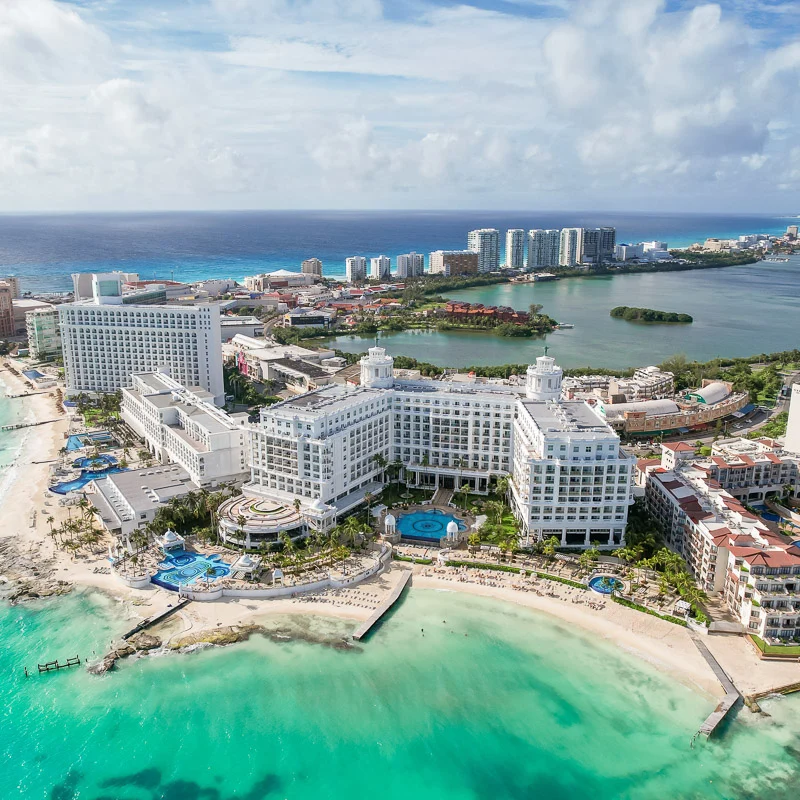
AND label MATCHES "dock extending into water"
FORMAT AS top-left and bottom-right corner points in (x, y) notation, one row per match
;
(1, 418), (61, 432)
(121, 598), (191, 640)
(37, 656), (81, 673)
(692, 638), (741, 741)
(352, 569), (412, 641)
